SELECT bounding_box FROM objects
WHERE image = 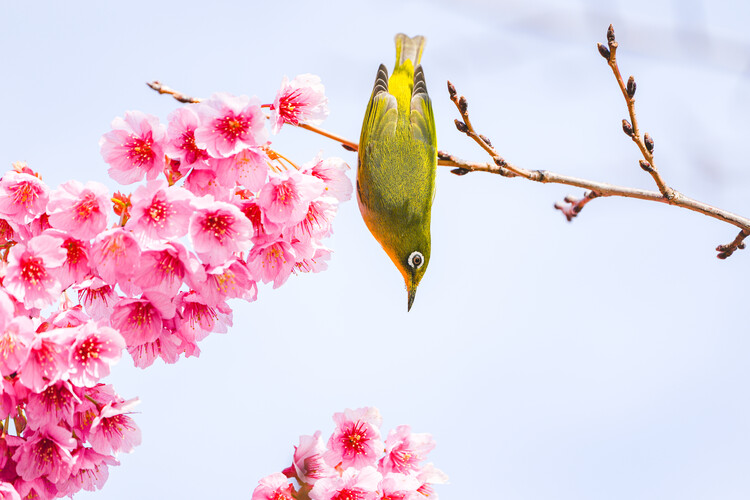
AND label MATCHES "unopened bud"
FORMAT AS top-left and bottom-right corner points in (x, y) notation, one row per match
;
(451, 168), (470, 176)
(644, 133), (654, 153)
(341, 144), (356, 152)
(479, 134), (493, 147)
(607, 25), (616, 44)
(597, 43), (610, 60)
(622, 119), (633, 137)
(454, 119), (469, 133)
(447, 81), (457, 99)
(458, 96), (468, 115)
(627, 76), (636, 98)
(639, 160), (653, 172)
(494, 157), (507, 167)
